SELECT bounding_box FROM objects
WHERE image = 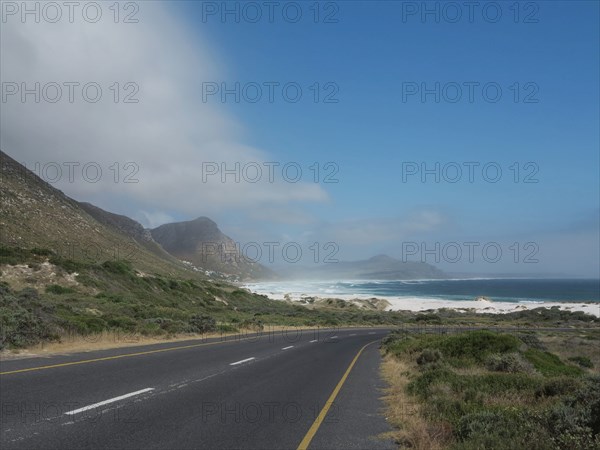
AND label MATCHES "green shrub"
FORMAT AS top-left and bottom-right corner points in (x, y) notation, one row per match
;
(535, 377), (582, 398)
(189, 314), (216, 333)
(75, 274), (102, 288)
(568, 356), (594, 368)
(559, 375), (600, 435)
(417, 348), (443, 366)
(485, 353), (533, 373)
(469, 373), (540, 395)
(57, 311), (106, 335)
(105, 315), (136, 331)
(31, 248), (54, 256)
(49, 256), (85, 273)
(0, 247), (30, 265)
(454, 410), (555, 450)
(240, 317), (264, 331)
(456, 410), (518, 442)
(46, 284), (75, 295)
(414, 313), (442, 324)
(0, 285), (60, 350)
(518, 333), (547, 350)
(101, 260), (133, 275)
(524, 349), (583, 377)
(408, 367), (458, 398)
(438, 331), (521, 362)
